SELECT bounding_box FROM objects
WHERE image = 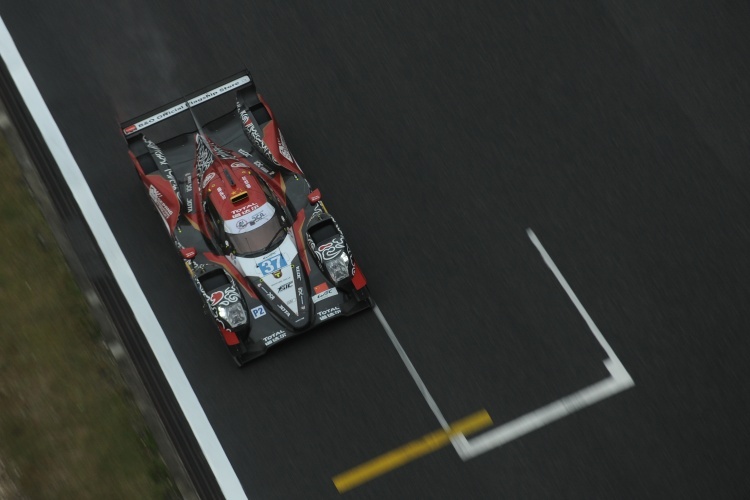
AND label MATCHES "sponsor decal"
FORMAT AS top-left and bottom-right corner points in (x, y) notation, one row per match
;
(201, 172), (216, 188)
(164, 168), (180, 201)
(315, 235), (346, 261)
(277, 131), (293, 162)
(235, 211), (266, 230)
(127, 102), (188, 134)
(187, 75), (251, 107)
(258, 253), (287, 276)
(295, 265), (302, 280)
(312, 287), (339, 304)
(252, 160), (273, 175)
(226, 203), (276, 234)
(124, 71), (252, 134)
(277, 281), (293, 293)
(251, 305), (266, 319)
(263, 330), (287, 346)
(272, 270), (283, 279)
(237, 148), (251, 157)
(277, 304), (291, 317)
(145, 138), (181, 202)
(243, 118), (280, 166)
(317, 306), (341, 320)
(230, 203), (259, 218)
(184, 173), (193, 212)
(145, 139), (169, 166)
(148, 185), (173, 220)
(216, 187), (227, 200)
